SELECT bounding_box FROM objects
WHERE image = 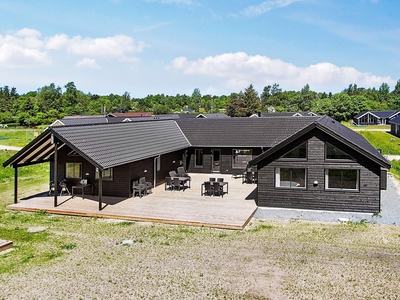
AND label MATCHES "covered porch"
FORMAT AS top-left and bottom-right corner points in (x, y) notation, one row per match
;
(6, 174), (258, 230)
